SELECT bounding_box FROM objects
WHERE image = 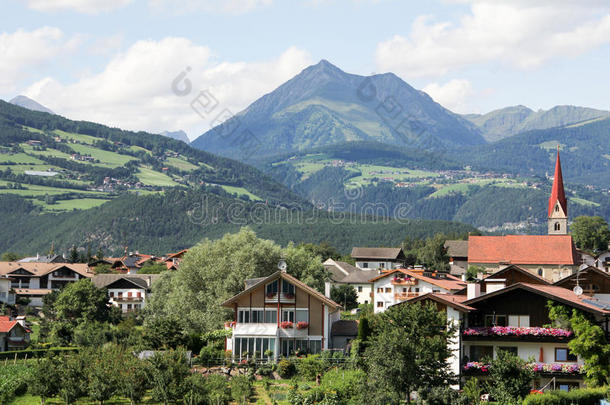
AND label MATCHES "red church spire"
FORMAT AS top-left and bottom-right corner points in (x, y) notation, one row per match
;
(548, 146), (567, 217)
